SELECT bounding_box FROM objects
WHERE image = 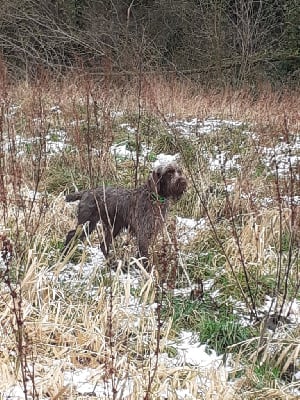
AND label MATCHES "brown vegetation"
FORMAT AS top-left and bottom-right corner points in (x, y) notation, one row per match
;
(0, 72), (299, 398)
